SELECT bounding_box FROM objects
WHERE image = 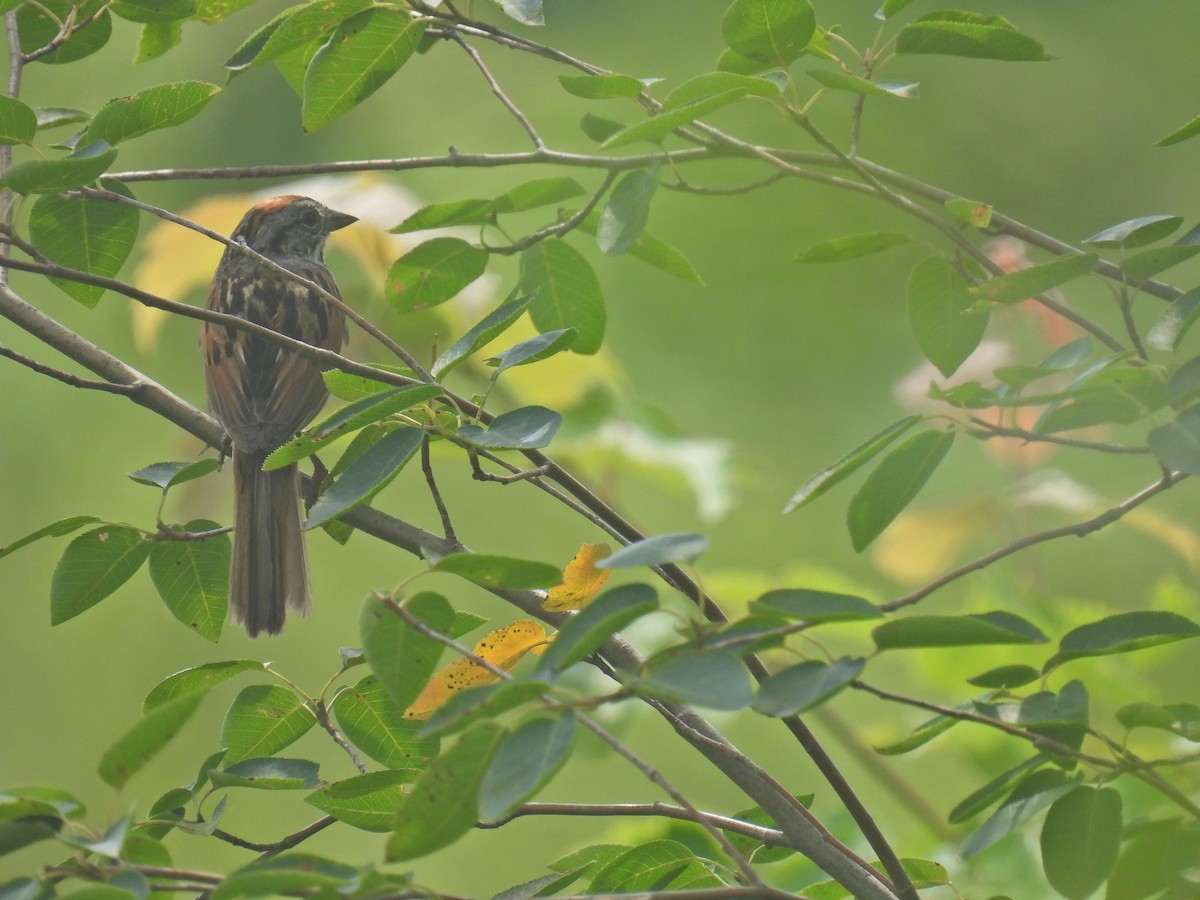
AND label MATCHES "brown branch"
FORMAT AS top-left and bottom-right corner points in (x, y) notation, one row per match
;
(0, 343), (141, 395)
(212, 816), (336, 856)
